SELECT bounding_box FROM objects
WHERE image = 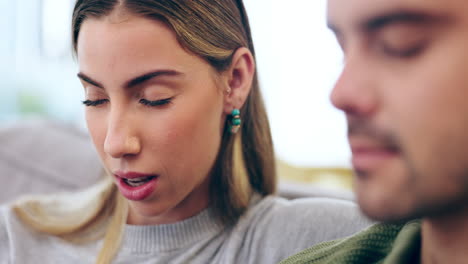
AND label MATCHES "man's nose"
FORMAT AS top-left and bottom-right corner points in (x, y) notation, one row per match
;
(330, 54), (378, 117)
